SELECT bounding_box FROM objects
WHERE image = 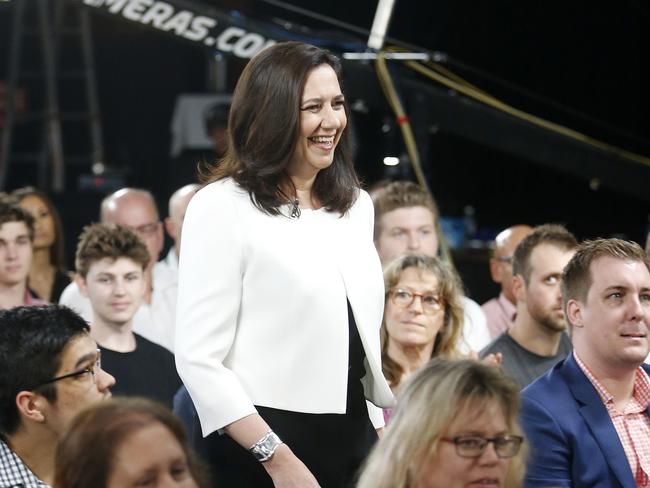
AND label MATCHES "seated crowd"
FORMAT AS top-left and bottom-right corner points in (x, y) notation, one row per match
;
(0, 180), (648, 487)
